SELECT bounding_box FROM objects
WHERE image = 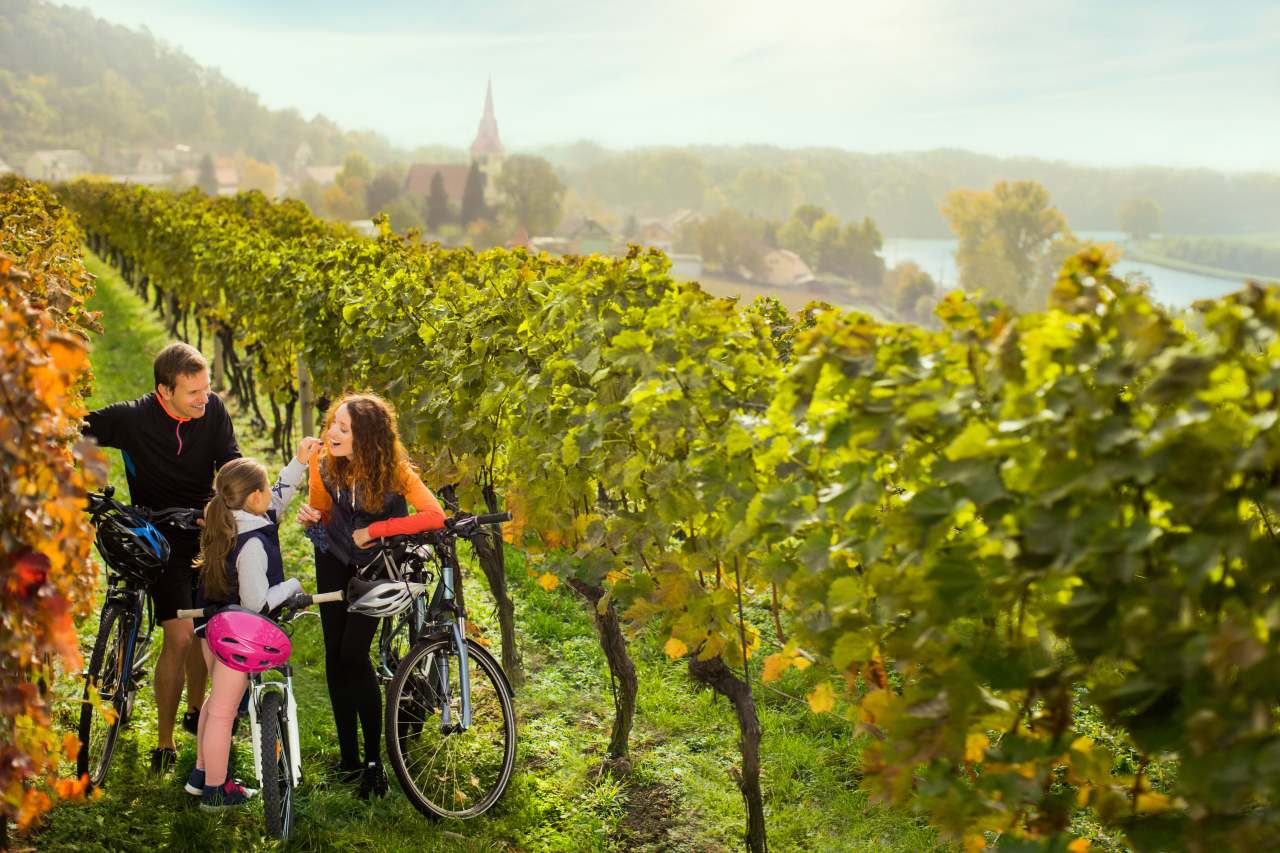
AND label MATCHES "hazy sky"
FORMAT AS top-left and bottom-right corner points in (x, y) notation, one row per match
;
(78, 0), (1280, 171)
